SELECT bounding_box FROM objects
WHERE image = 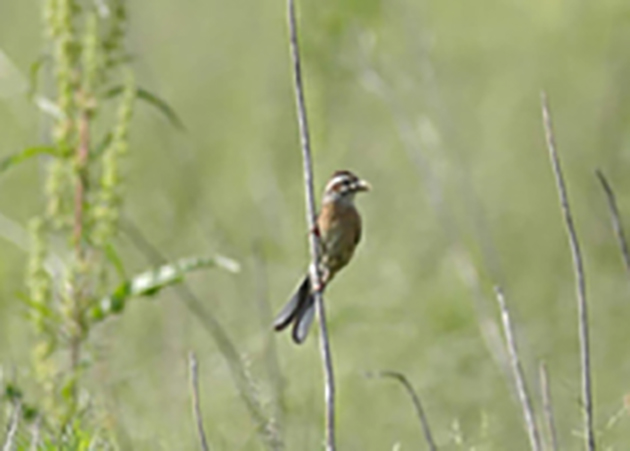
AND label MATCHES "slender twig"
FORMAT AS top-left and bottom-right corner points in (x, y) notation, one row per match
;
(539, 361), (559, 451)
(2, 402), (21, 451)
(189, 352), (210, 451)
(541, 93), (595, 451)
(366, 371), (437, 451)
(494, 286), (542, 451)
(595, 169), (630, 279)
(286, 1), (336, 450)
